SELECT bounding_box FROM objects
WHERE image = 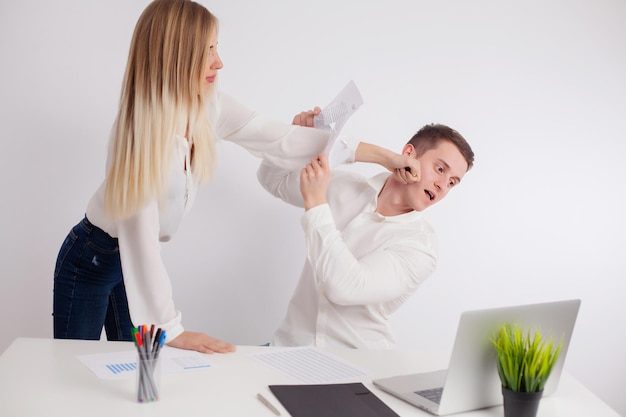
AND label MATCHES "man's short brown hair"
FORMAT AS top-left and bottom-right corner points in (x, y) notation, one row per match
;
(408, 124), (474, 171)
